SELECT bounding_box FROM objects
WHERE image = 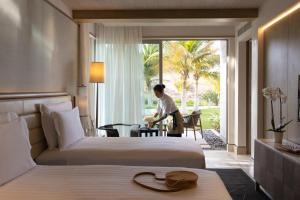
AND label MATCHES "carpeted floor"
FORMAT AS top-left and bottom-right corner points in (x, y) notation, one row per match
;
(209, 169), (270, 200)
